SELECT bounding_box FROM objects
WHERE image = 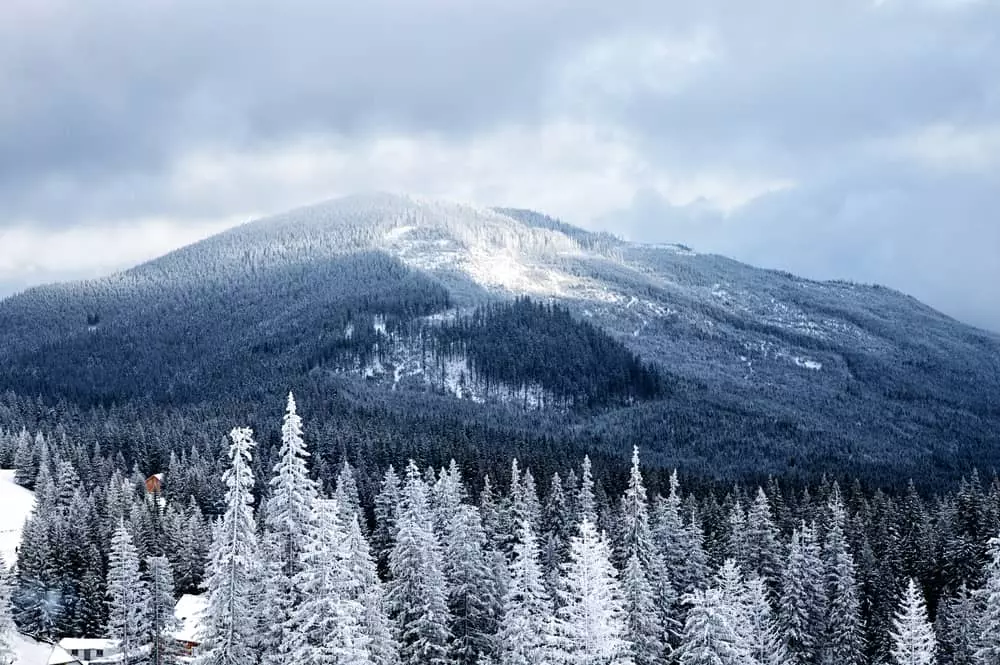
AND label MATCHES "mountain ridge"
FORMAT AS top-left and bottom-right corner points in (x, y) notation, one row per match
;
(0, 193), (997, 485)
